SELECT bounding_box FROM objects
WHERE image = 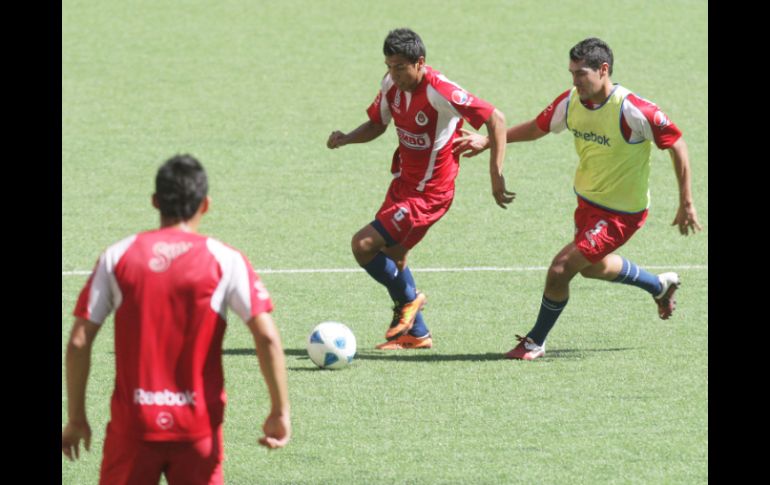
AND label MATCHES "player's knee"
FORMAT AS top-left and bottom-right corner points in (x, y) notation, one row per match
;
(351, 234), (374, 259)
(547, 262), (570, 284)
(350, 235), (364, 256)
